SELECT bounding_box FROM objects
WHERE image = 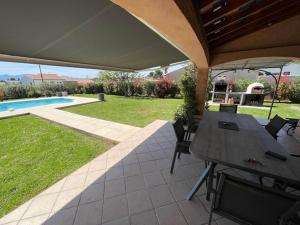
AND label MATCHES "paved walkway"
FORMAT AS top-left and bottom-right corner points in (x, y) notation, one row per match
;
(31, 108), (141, 142)
(0, 120), (236, 225)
